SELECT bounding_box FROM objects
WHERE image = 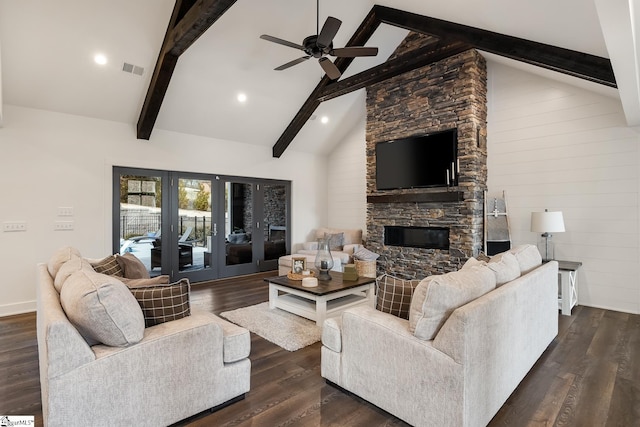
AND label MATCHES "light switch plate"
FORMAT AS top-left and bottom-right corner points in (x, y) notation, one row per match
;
(57, 207), (74, 216)
(54, 221), (74, 231)
(3, 221), (27, 232)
